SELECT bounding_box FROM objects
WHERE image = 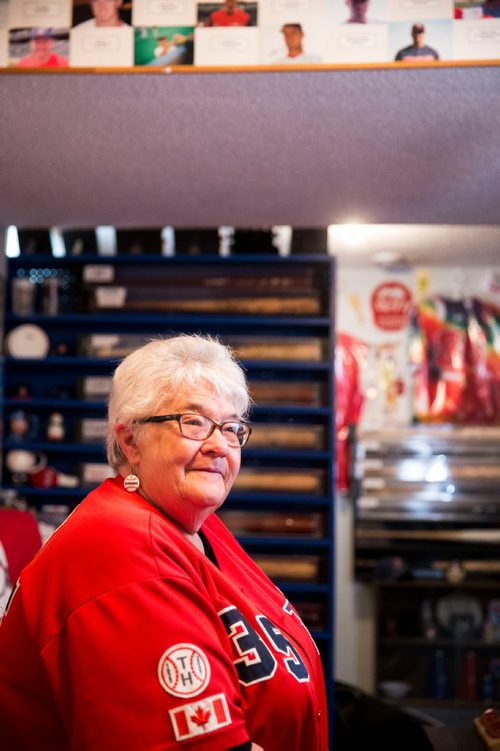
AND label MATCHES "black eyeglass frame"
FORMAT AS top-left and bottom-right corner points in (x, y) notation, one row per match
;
(136, 413), (252, 447)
